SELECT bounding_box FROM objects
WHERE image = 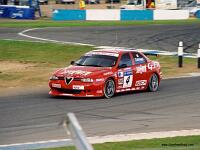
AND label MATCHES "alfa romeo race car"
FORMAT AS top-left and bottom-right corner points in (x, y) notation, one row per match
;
(49, 49), (162, 98)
